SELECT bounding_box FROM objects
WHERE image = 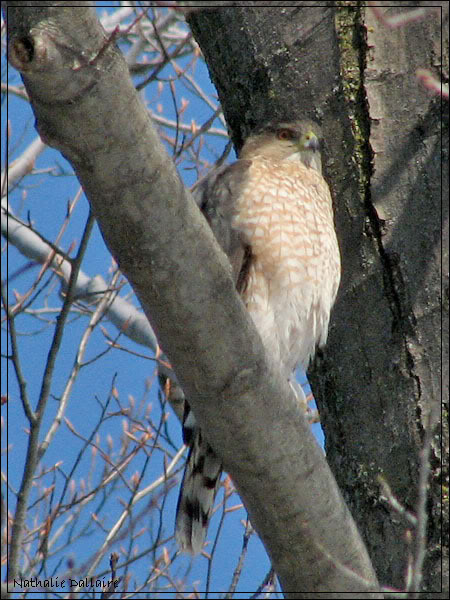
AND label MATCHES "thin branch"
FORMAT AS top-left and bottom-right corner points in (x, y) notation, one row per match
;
(2, 198), (162, 367)
(407, 401), (440, 597)
(1, 283), (34, 423)
(55, 381), (115, 511)
(1, 135), (47, 193)
(7, 211), (94, 583)
(225, 518), (253, 598)
(378, 475), (418, 527)
(175, 105), (223, 159)
(150, 112), (227, 138)
(367, 3), (440, 29)
(8, 189), (82, 318)
(70, 445), (186, 593)
(416, 69), (449, 99)
(0, 81), (29, 101)
(39, 268), (121, 458)
(135, 29), (193, 91)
